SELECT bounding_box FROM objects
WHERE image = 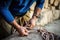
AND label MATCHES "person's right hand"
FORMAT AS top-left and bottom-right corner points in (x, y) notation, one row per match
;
(17, 26), (29, 36)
